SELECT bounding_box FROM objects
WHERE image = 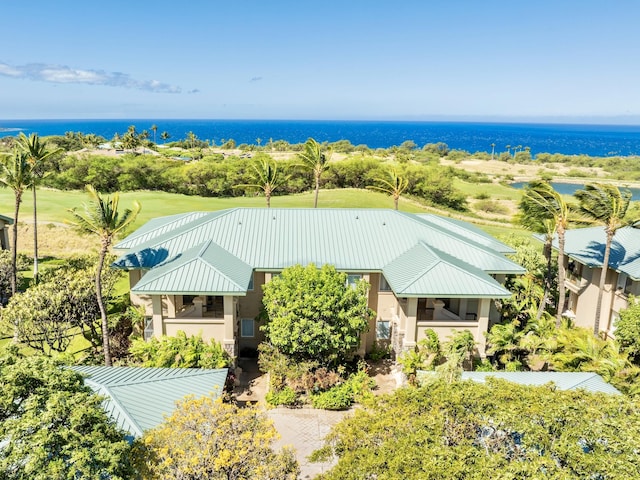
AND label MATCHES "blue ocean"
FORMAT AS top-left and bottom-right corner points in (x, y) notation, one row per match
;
(1, 119), (640, 157)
